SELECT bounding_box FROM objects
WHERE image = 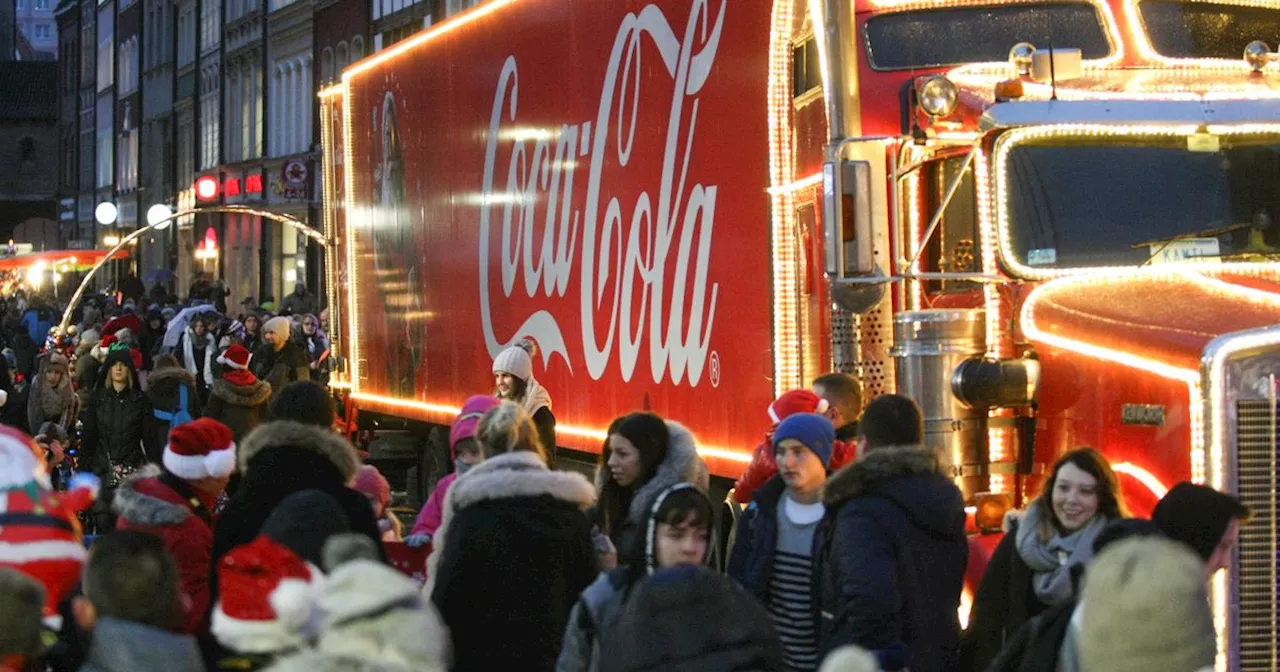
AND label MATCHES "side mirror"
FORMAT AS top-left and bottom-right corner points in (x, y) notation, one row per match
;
(822, 158), (874, 278)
